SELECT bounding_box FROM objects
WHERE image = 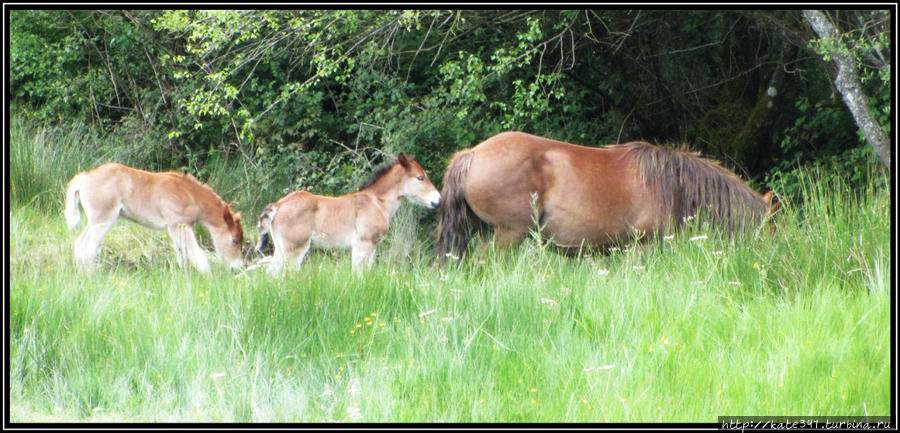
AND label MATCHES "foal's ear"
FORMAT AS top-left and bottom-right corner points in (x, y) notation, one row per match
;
(397, 153), (411, 169)
(223, 206), (240, 227)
